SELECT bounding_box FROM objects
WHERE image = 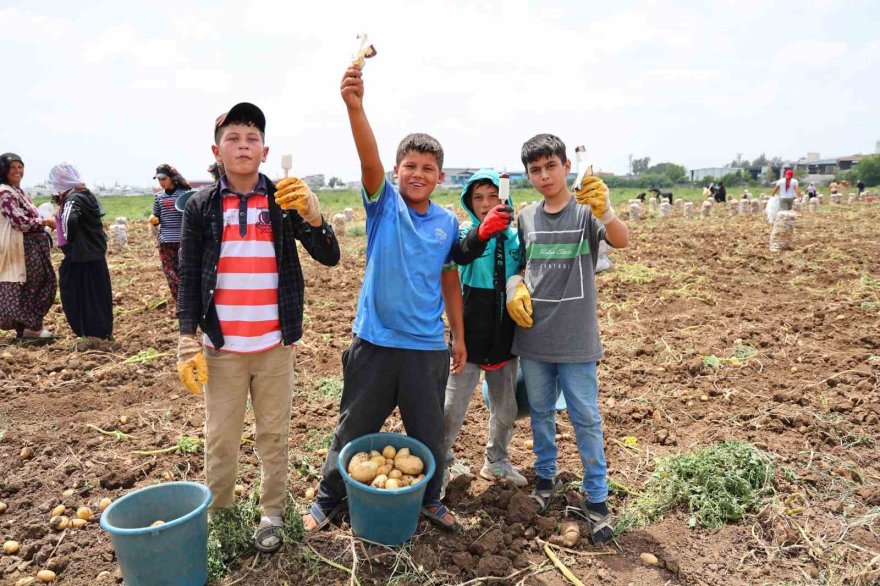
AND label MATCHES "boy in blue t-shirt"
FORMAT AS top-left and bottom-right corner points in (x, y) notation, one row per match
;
(304, 63), (466, 532)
